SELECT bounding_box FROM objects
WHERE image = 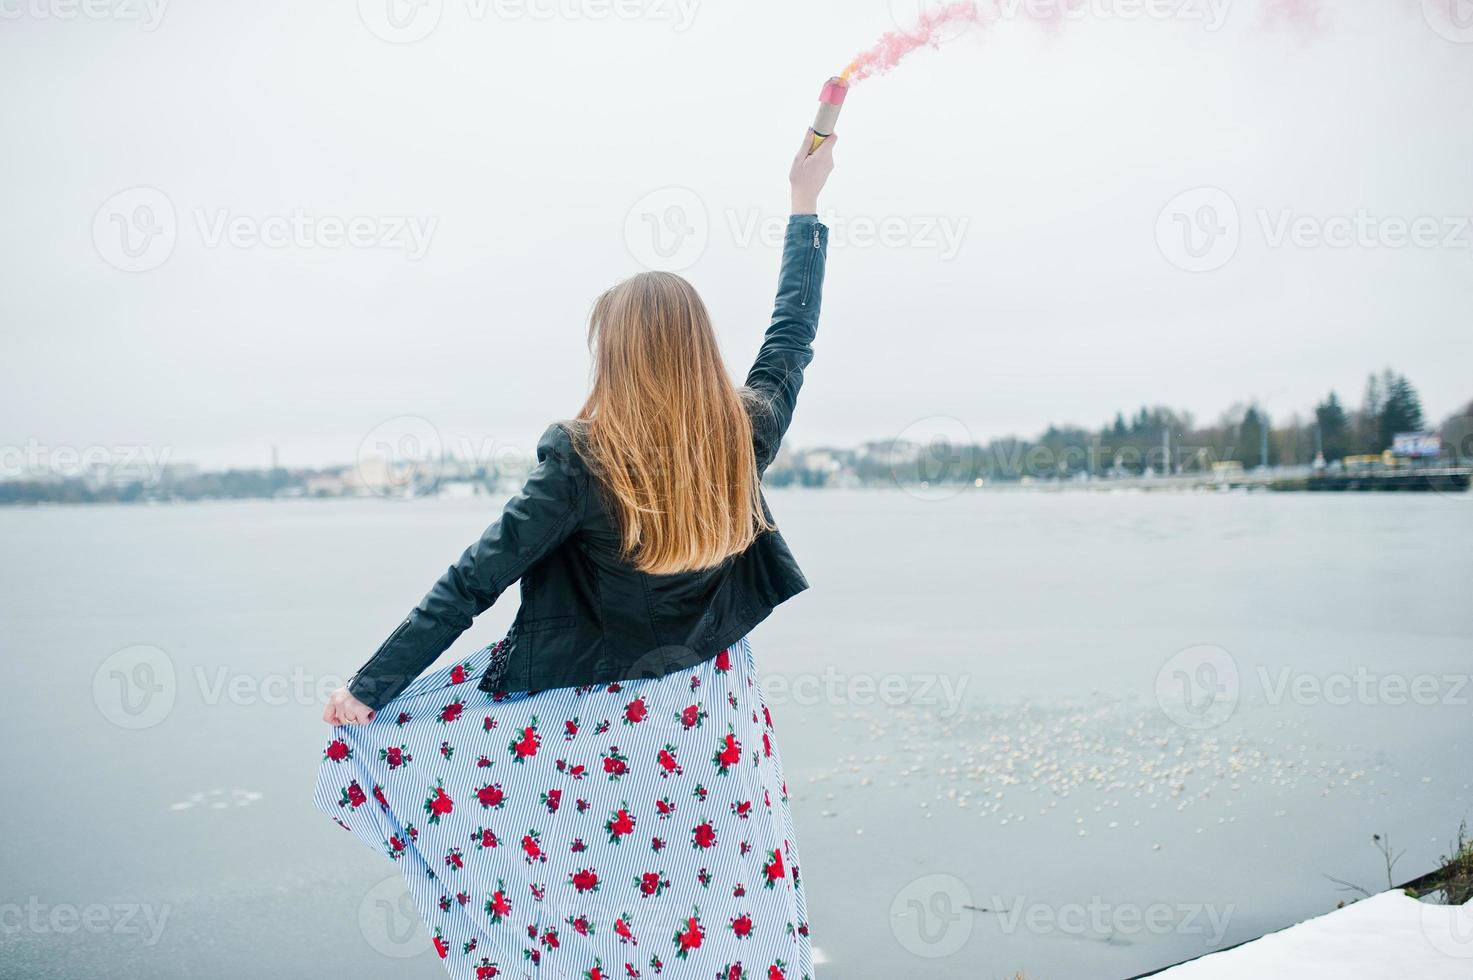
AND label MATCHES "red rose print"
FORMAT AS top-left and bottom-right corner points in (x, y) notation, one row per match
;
(313, 640), (808, 979)
(601, 746), (629, 780)
(605, 805), (636, 844)
(476, 782), (507, 809)
(691, 821), (717, 850)
(380, 745), (411, 769)
(485, 879), (512, 924)
(339, 780), (367, 809)
(657, 744), (683, 778)
(509, 715), (540, 762)
(713, 733), (742, 775)
(423, 781), (454, 824)
(672, 909), (704, 959)
(762, 849), (784, 888)
(636, 871), (670, 897)
(521, 830), (547, 864)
